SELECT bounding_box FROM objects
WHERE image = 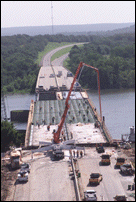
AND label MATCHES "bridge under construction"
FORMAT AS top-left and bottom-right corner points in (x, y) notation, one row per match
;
(25, 64), (112, 148)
